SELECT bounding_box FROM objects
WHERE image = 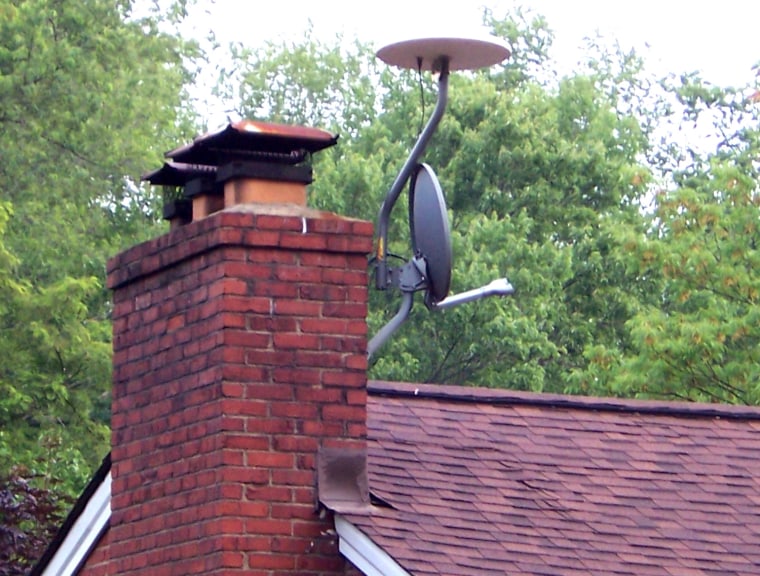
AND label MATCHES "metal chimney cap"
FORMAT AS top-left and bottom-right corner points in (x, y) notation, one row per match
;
(165, 120), (339, 166)
(141, 161), (216, 186)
